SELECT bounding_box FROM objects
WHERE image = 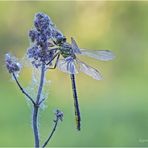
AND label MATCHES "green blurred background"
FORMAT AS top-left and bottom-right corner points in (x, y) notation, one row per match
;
(0, 1), (148, 147)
